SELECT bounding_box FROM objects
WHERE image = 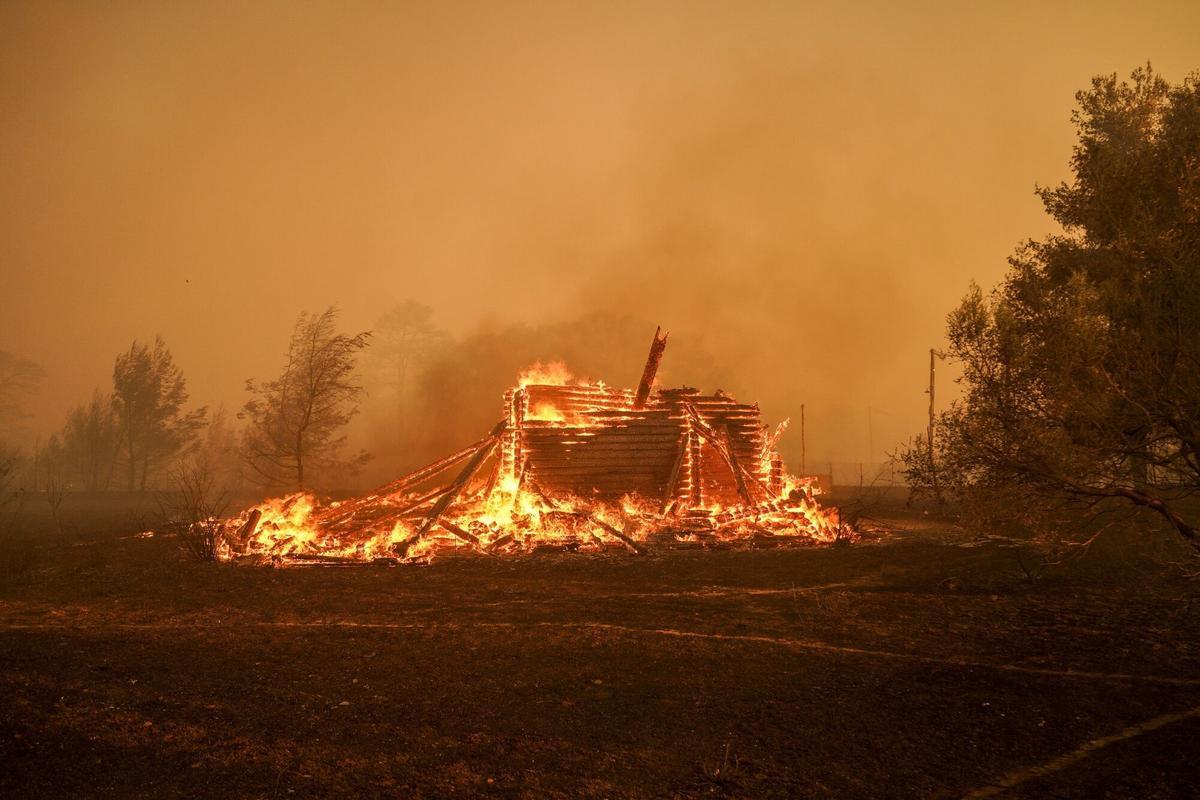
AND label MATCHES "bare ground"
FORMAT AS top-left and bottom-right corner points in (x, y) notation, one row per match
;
(1, 493), (1198, 798)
